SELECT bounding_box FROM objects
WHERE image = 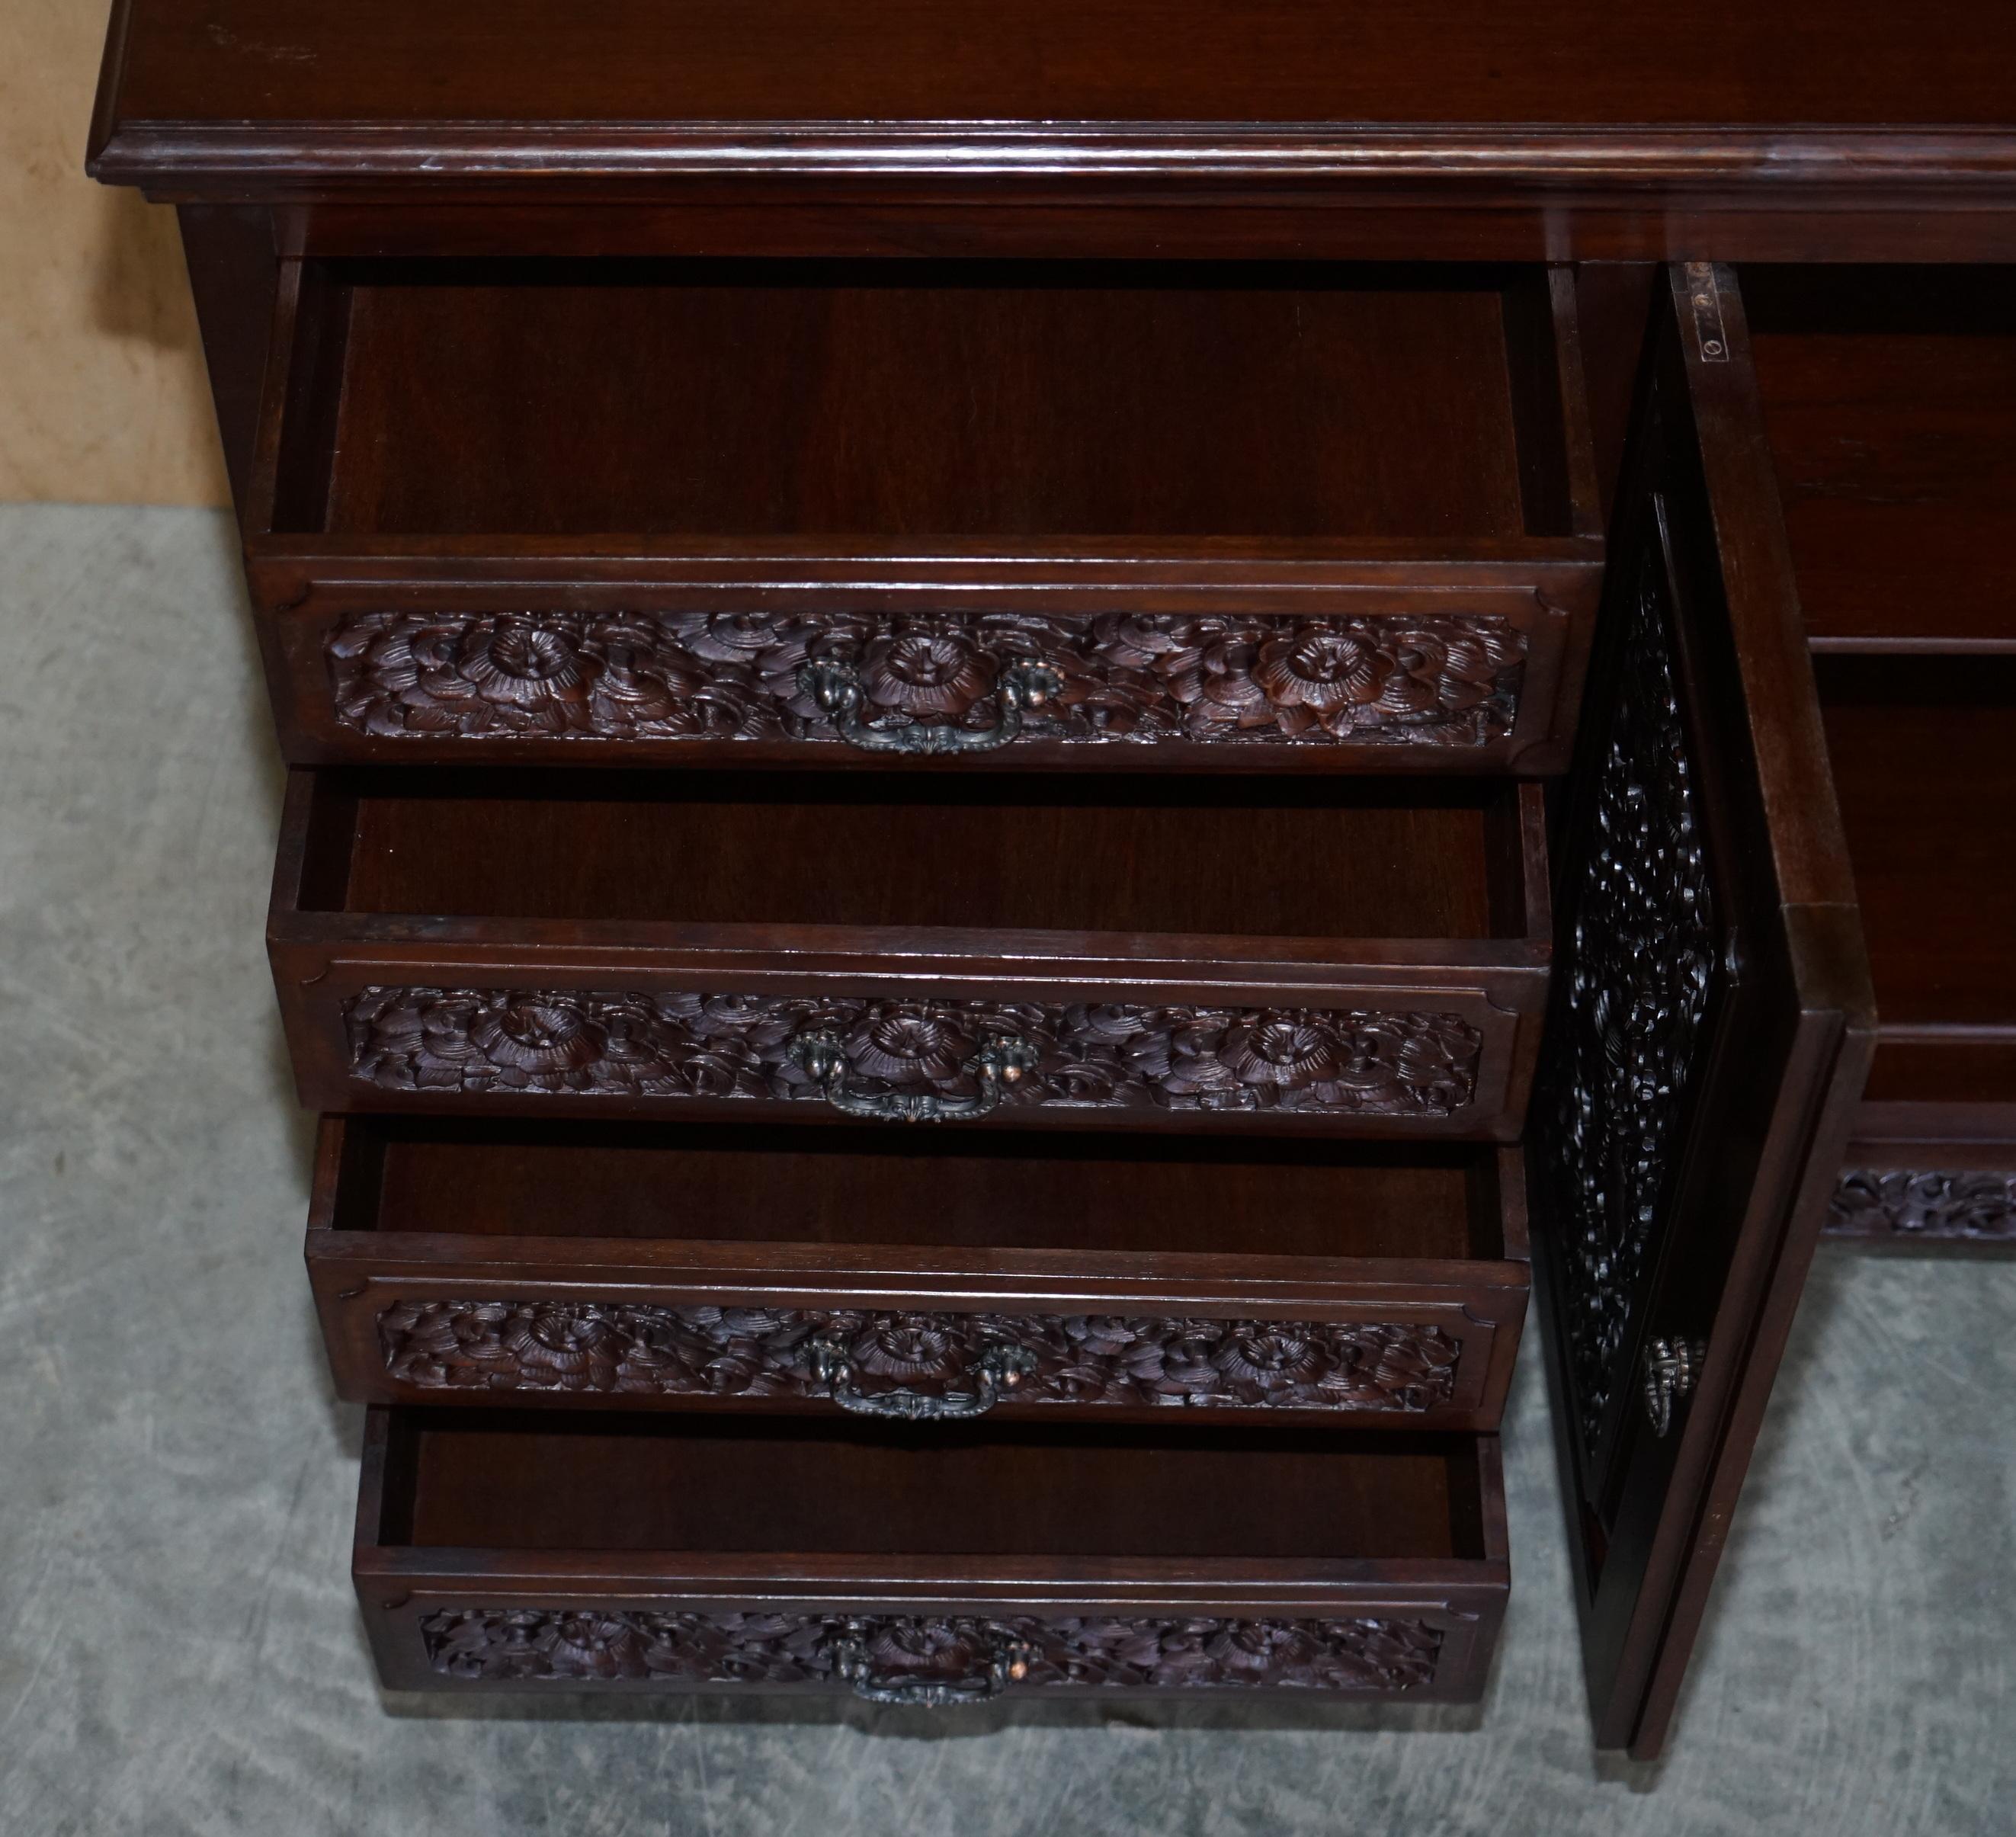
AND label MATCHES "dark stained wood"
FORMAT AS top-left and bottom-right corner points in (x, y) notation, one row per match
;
(85, 0), (2016, 207)
(352, 1407), (1509, 1699)
(92, 0), (2016, 132)
(1572, 264), (1659, 521)
(1823, 1146), (2016, 1253)
(306, 1117), (1530, 1428)
(273, 197), (2016, 270)
(399, 1415), (1469, 1556)
(1808, 656), (2016, 1156)
(267, 768), (1552, 1137)
(255, 578), (1596, 778)
(1527, 265), (1876, 1758)
(174, 204), (277, 510)
(333, 770), (1498, 939)
(89, 0), (2016, 1753)
(1816, 657), (2016, 1030)
(274, 260), (1553, 542)
(1746, 265), (2016, 652)
(351, 1119), (1503, 1257)
(234, 256), (1602, 777)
